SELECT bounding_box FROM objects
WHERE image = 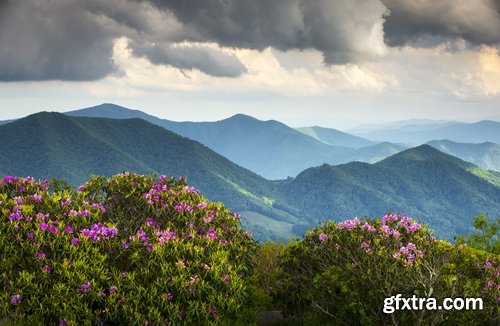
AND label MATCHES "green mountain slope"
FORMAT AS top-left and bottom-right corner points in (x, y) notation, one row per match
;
(65, 104), (357, 179)
(427, 140), (500, 172)
(163, 114), (357, 180)
(2, 112), (499, 241)
(273, 145), (500, 240)
(0, 112), (305, 240)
